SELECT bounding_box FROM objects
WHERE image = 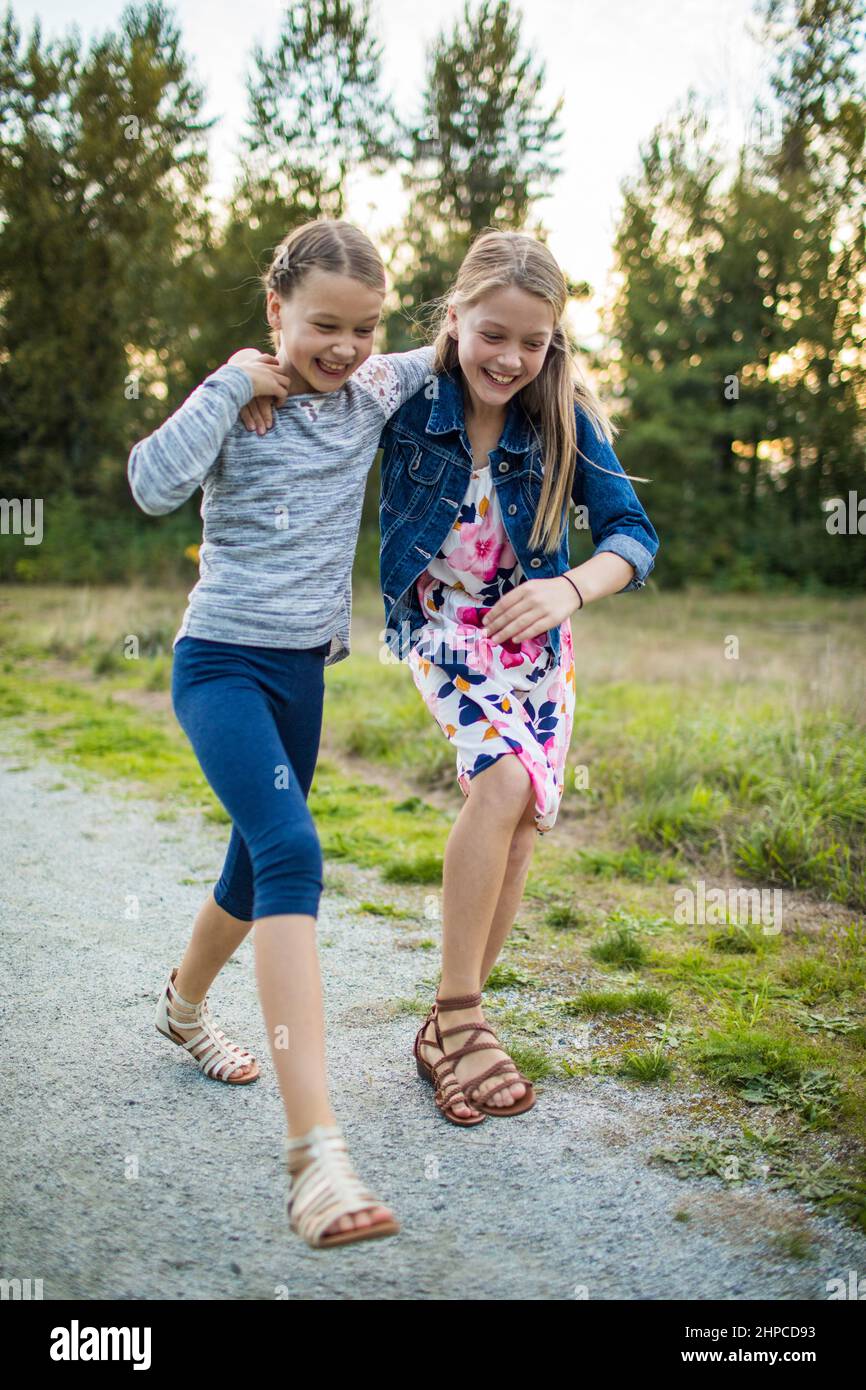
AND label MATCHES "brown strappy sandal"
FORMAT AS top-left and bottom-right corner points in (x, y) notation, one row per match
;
(415, 990), (536, 1120)
(413, 1001), (486, 1126)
